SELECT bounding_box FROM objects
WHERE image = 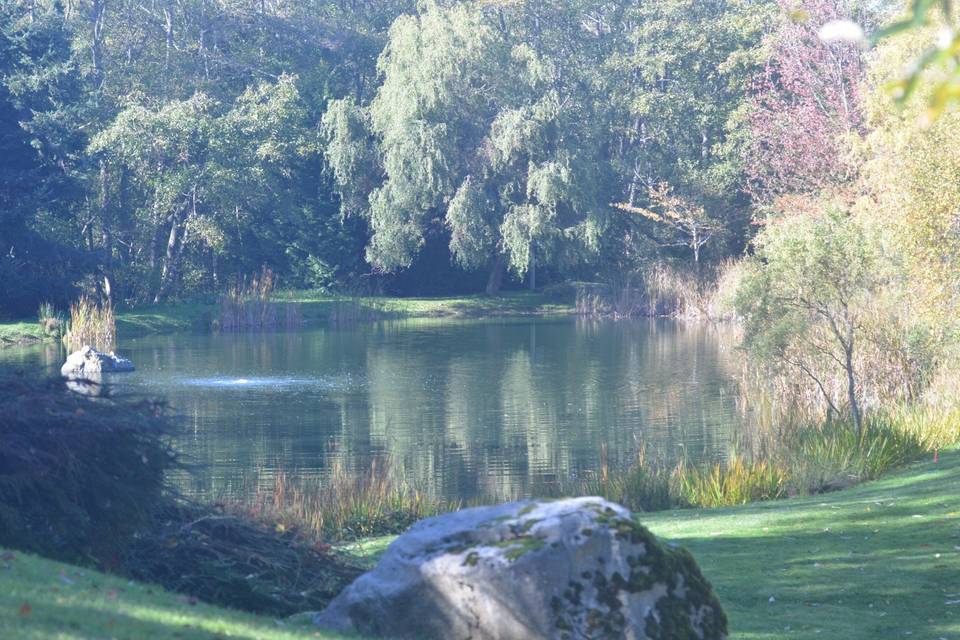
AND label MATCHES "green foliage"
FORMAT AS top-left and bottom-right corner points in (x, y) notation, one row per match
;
(0, 0), (778, 307)
(322, 0), (770, 286)
(736, 208), (879, 427)
(676, 456), (788, 508)
(738, 209), (877, 357)
(871, 0), (960, 120)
